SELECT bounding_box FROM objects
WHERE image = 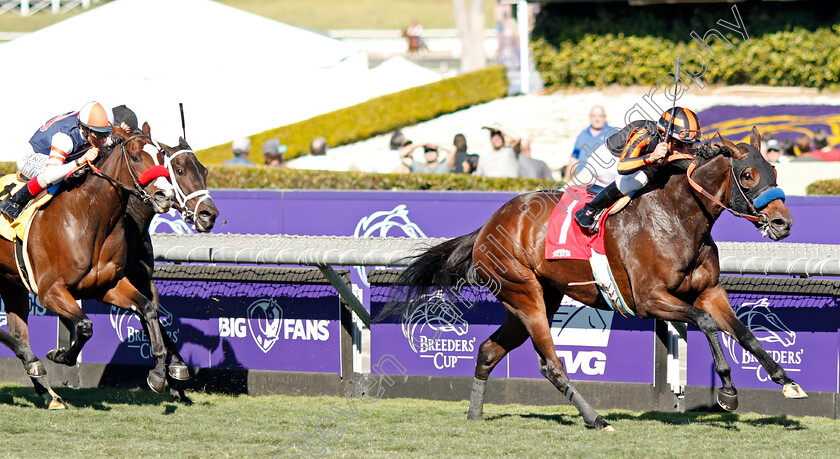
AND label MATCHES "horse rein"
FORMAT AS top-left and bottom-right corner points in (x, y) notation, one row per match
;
(87, 134), (165, 207)
(159, 145), (212, 223)
(685, 158), (768, 226)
